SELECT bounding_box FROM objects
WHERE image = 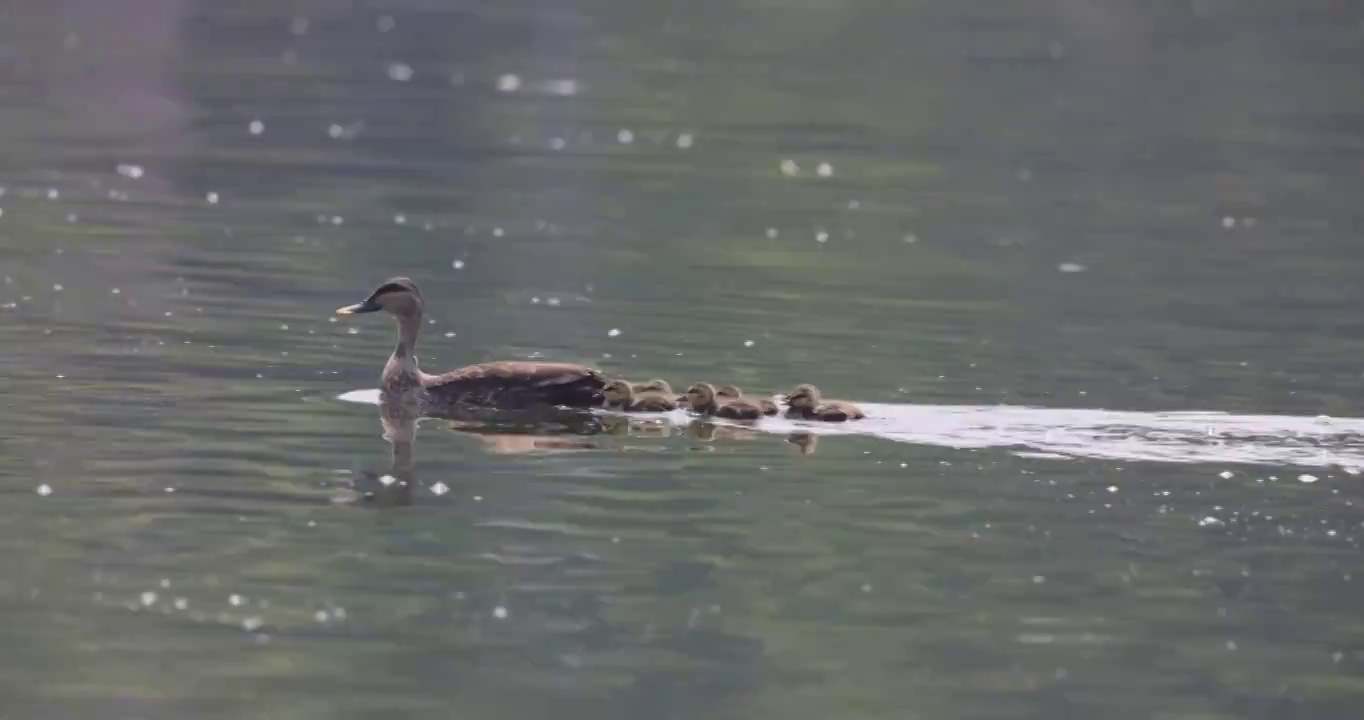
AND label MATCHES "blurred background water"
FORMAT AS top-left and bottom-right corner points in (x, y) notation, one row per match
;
(3, 1), (1364, 718)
